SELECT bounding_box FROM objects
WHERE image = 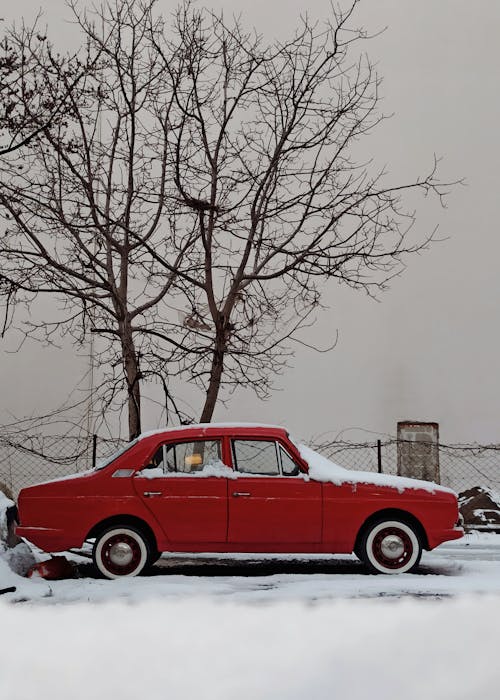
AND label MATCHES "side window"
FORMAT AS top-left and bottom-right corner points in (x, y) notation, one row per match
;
(232, 440), (280, 476)
(279, 446), (300, 477)
(147, 440), (223, 475)
(174, 441), (222, 473)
